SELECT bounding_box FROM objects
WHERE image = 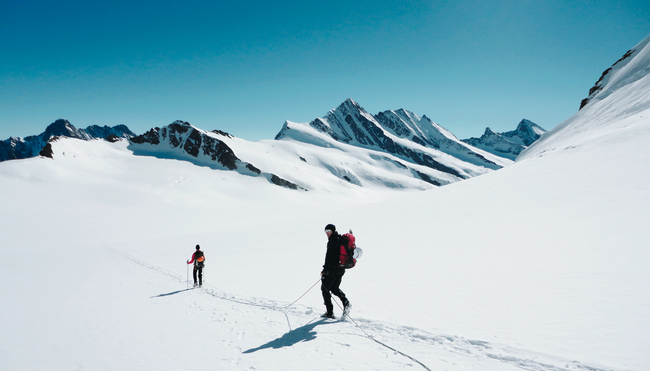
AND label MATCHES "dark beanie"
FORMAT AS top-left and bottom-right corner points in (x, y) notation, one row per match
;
(196, 244), (201, 250)
(324, 224), (336, 232)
